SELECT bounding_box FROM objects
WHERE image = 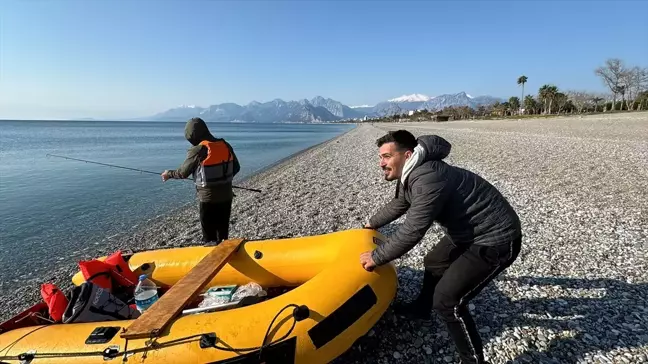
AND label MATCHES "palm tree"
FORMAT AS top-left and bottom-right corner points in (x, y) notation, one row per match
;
(539, 84), (558, 114)
(509, 97), (521, 115)
(538, 85), (549, 113)
(517, 75), (528, 114)
(524, 95), (536, 114)
(491, 102), (501, 116)
(499, 101), (511, 116)
(554, 92), (568, 114)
